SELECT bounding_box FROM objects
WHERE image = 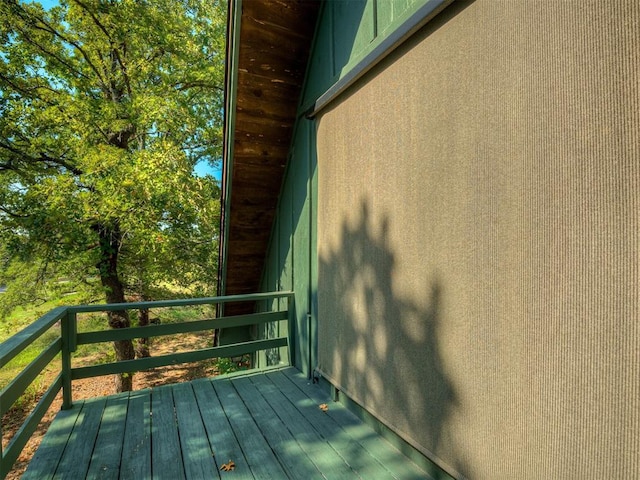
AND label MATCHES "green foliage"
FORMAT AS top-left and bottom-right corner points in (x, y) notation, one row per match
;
(214, 357), (248, 376)
(0, 0), (225, 312)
